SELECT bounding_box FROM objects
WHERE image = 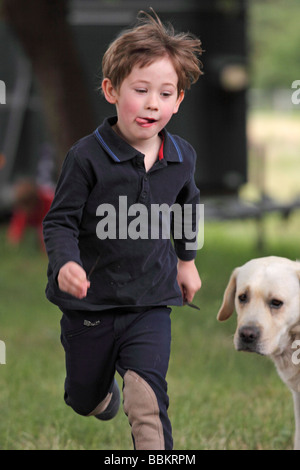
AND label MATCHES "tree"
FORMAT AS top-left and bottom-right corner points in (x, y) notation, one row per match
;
(249, 0), (300, 89)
